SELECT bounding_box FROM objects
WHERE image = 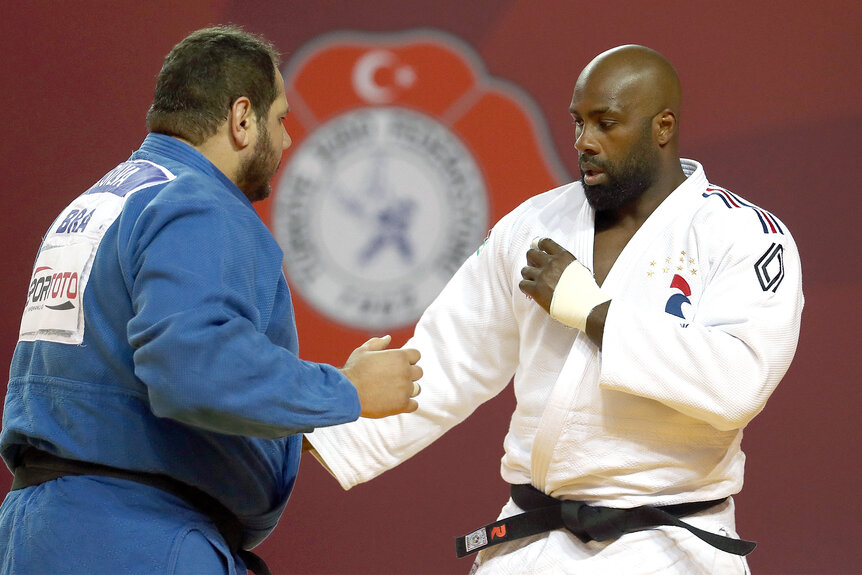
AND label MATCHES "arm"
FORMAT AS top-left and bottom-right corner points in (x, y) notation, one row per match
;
(306, 220), (522, 489)
(124, 195), (418, 439)
(599, 229), (803, 431)
(519, 229), (803, 431)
